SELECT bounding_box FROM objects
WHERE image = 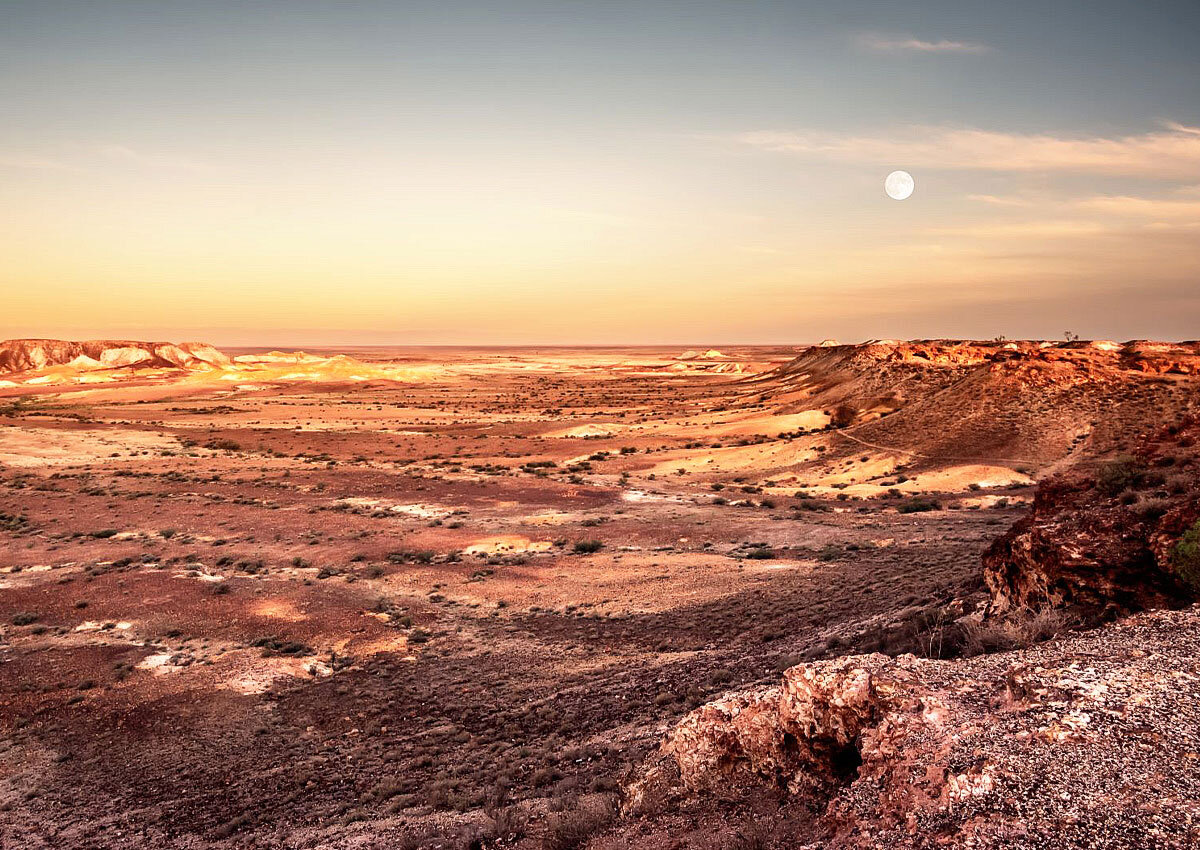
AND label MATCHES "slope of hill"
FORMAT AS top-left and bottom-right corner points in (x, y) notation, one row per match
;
(745, 339), (1200, 473)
